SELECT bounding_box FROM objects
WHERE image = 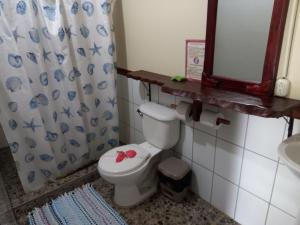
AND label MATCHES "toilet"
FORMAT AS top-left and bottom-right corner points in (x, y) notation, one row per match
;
(98, 102), (180, 207)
